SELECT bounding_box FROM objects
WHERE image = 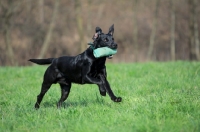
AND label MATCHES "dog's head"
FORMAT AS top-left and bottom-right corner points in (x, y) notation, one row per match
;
(92, 24), (117, 50)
